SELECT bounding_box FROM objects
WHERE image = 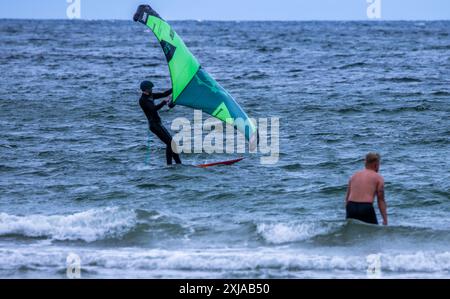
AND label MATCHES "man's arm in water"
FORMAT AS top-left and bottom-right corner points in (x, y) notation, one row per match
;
(153, 88), (173, 100)
(377, 177), (388, 225)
